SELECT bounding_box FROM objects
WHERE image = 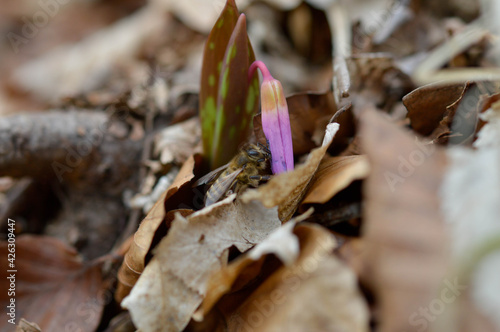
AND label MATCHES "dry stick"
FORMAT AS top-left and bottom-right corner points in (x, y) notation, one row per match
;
(0, 110), (142, 184)
(0, 110), (107, 179)
(330, 102), (352, 124)
(327, 2), (351, 104)
(413, 22), (500, 84)
(310, 202), (362, 229)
